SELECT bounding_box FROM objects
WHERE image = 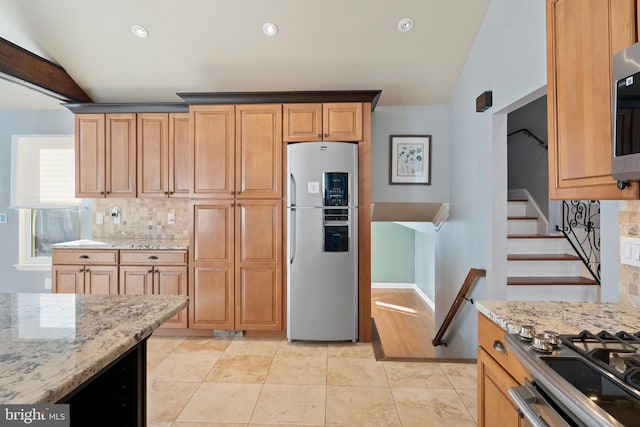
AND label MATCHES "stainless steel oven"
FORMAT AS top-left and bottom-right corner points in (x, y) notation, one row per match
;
(505, 330), (640, 426)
